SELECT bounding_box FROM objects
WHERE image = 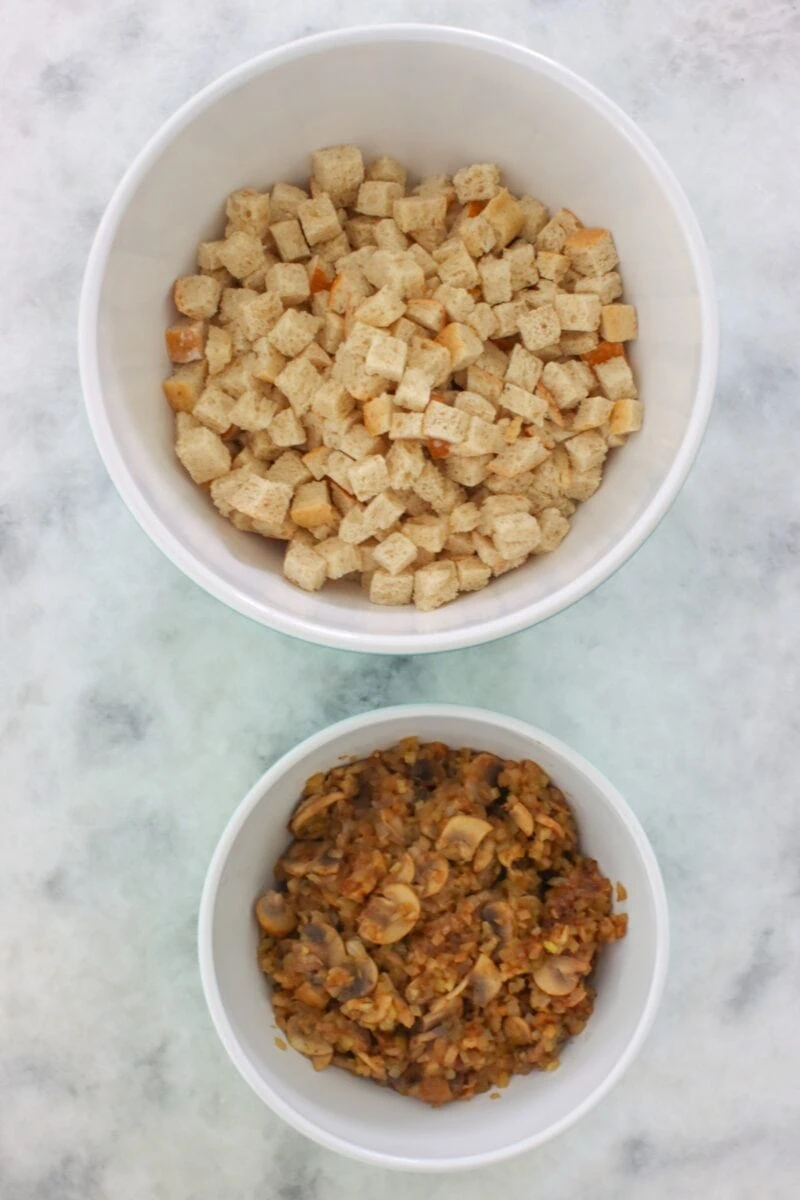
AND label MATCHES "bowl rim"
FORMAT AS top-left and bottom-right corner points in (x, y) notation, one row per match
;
(79, 23), (718, 656)
(197, 703), (670, 1171)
